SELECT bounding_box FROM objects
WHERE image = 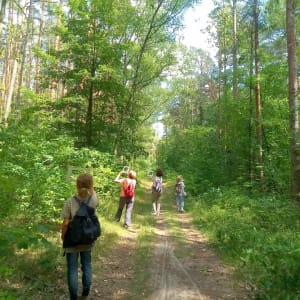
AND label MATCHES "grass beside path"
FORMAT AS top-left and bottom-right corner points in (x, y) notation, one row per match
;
(0, 177), (250, 299)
